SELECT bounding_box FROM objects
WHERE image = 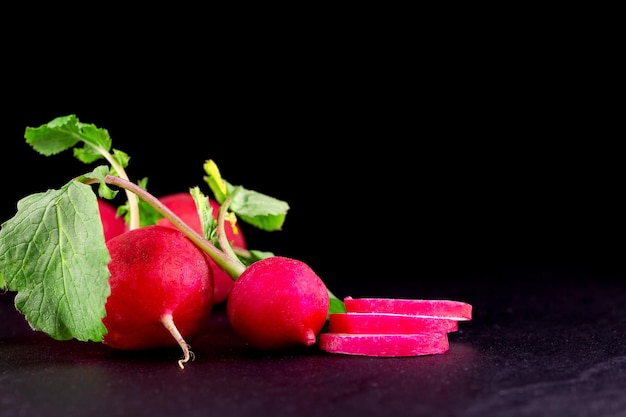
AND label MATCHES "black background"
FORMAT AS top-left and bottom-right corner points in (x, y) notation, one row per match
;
(2, 25), (622, 297)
